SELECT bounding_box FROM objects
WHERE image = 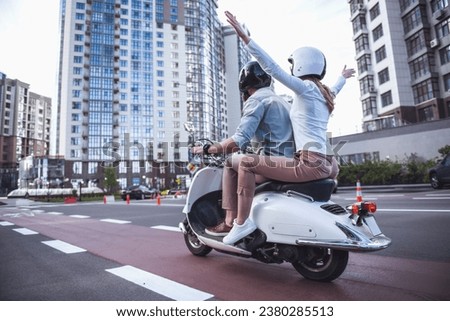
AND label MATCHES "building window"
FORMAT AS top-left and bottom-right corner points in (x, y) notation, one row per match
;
(73, 162), (82, 174)
(409, 54), (434, 80)
(372, 24), (383, 41)
(405, 30), (428, 57)
(88, 162), (98, 174)
(362, 97), (377, 117)
(75, 13), (85, 20)
(375, 45), (386, 63)
(413, 79), (439, 104)
(381, 91), (393, 107)
(440, 44), (450, 65)
(444, 73), (450, 91)
(359, 75), (375, 95)
(131, 161), (139, 173)
(352, 16), (366, 35)
(369, 3), (380, 21)
(357, 54), (372, 74)
(431, 0), (449, 12)
(70, 150), (81, 158)
(378, 68), (390, 84)
(435, 17), (450, 39)
(418, 106), (435, 122)
(403, 6), (426, 34)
